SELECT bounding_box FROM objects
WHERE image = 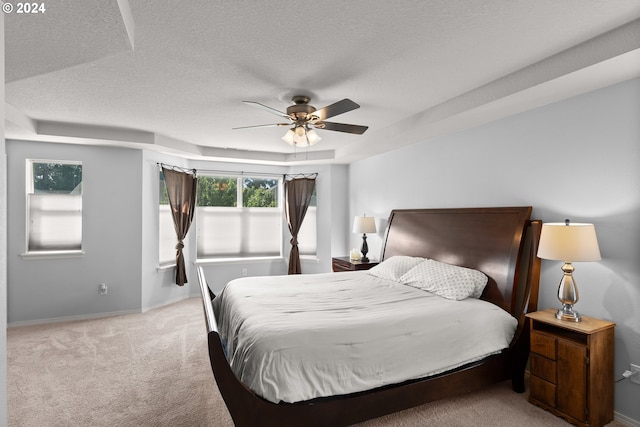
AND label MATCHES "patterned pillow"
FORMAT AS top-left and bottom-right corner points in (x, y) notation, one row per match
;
(399, 259), (488, 300)
(367, 256), (426, 281)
